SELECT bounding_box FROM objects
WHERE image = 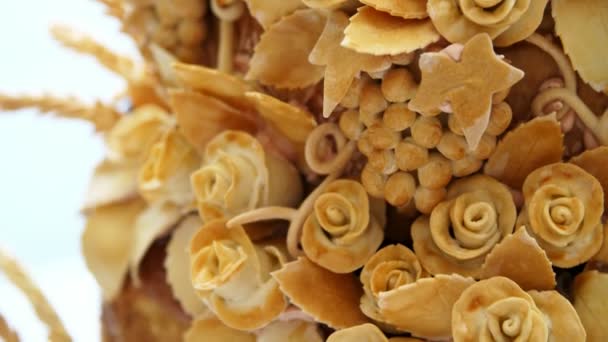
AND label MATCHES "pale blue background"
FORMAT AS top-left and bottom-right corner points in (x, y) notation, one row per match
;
(0, 1), (141, 340)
